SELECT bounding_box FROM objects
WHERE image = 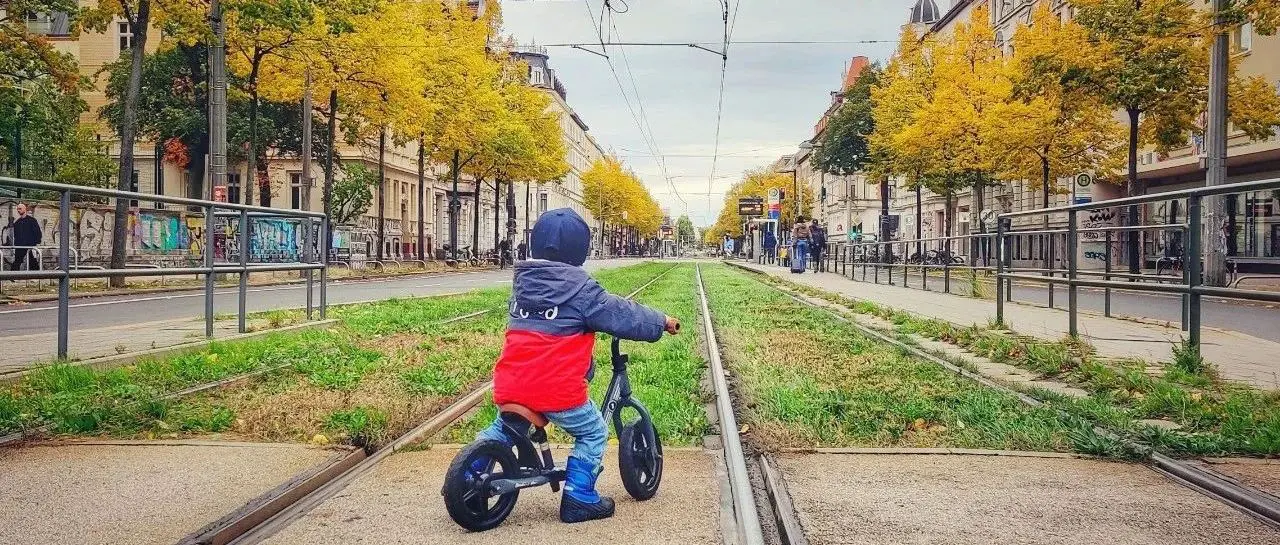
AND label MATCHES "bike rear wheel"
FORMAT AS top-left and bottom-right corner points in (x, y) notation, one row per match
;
(618, 422), (663, 500)
(443, 440), (520, 532)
